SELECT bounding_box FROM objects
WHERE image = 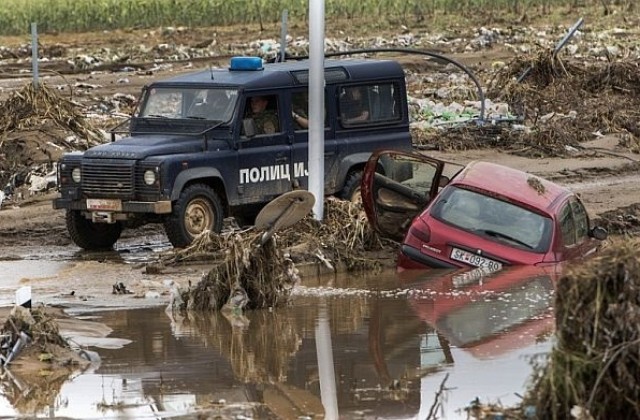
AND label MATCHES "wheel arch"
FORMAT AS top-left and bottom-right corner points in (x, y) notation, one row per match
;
(171, 168), (229, 211)
(336, 152), (370, 190)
